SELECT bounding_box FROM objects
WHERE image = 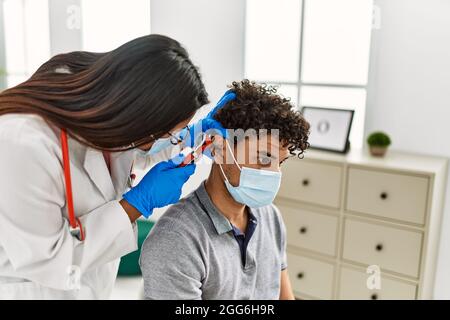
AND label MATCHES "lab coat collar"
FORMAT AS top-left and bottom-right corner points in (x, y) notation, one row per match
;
(47, 121), (134, 201)
(109, 149), (135, 196)
(83, 148), (117, 201)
